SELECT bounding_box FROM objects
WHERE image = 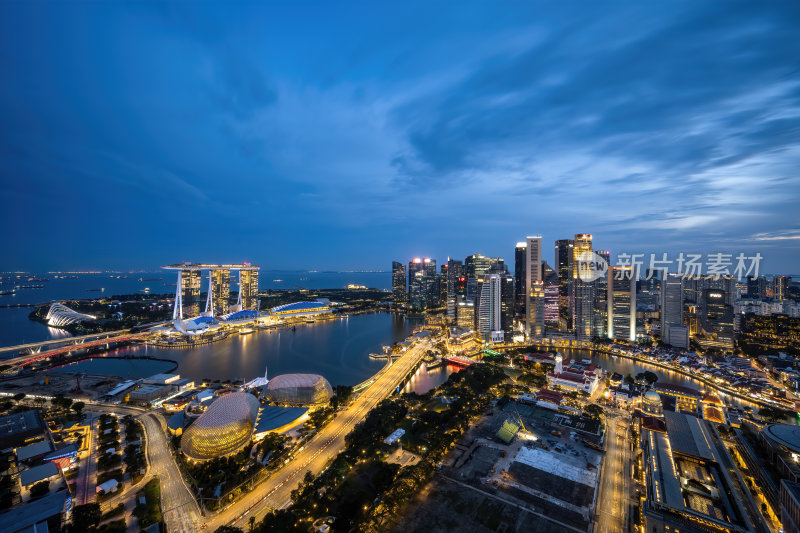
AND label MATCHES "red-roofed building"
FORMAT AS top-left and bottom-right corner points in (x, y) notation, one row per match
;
(547, 371), (599, 394)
